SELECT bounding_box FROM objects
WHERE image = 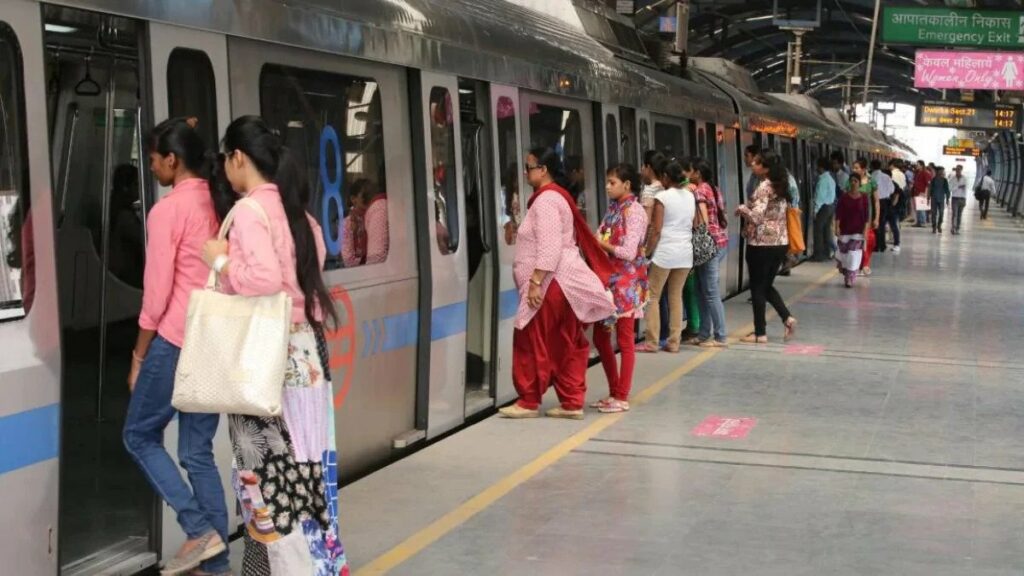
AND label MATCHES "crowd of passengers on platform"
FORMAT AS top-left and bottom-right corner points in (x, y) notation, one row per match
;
(102, 111), (1003, 576)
